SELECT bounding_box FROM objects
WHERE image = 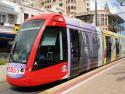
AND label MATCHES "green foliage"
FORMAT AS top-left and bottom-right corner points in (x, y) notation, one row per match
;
(0, 59), (7, 65)
(117, 0), (125, 5)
